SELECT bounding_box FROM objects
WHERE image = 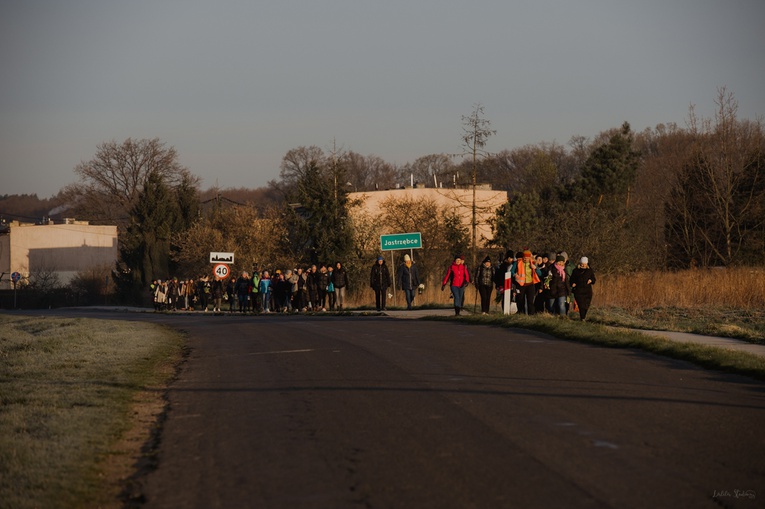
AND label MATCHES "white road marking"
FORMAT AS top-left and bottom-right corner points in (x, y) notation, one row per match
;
(248, 349), (316, 355)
